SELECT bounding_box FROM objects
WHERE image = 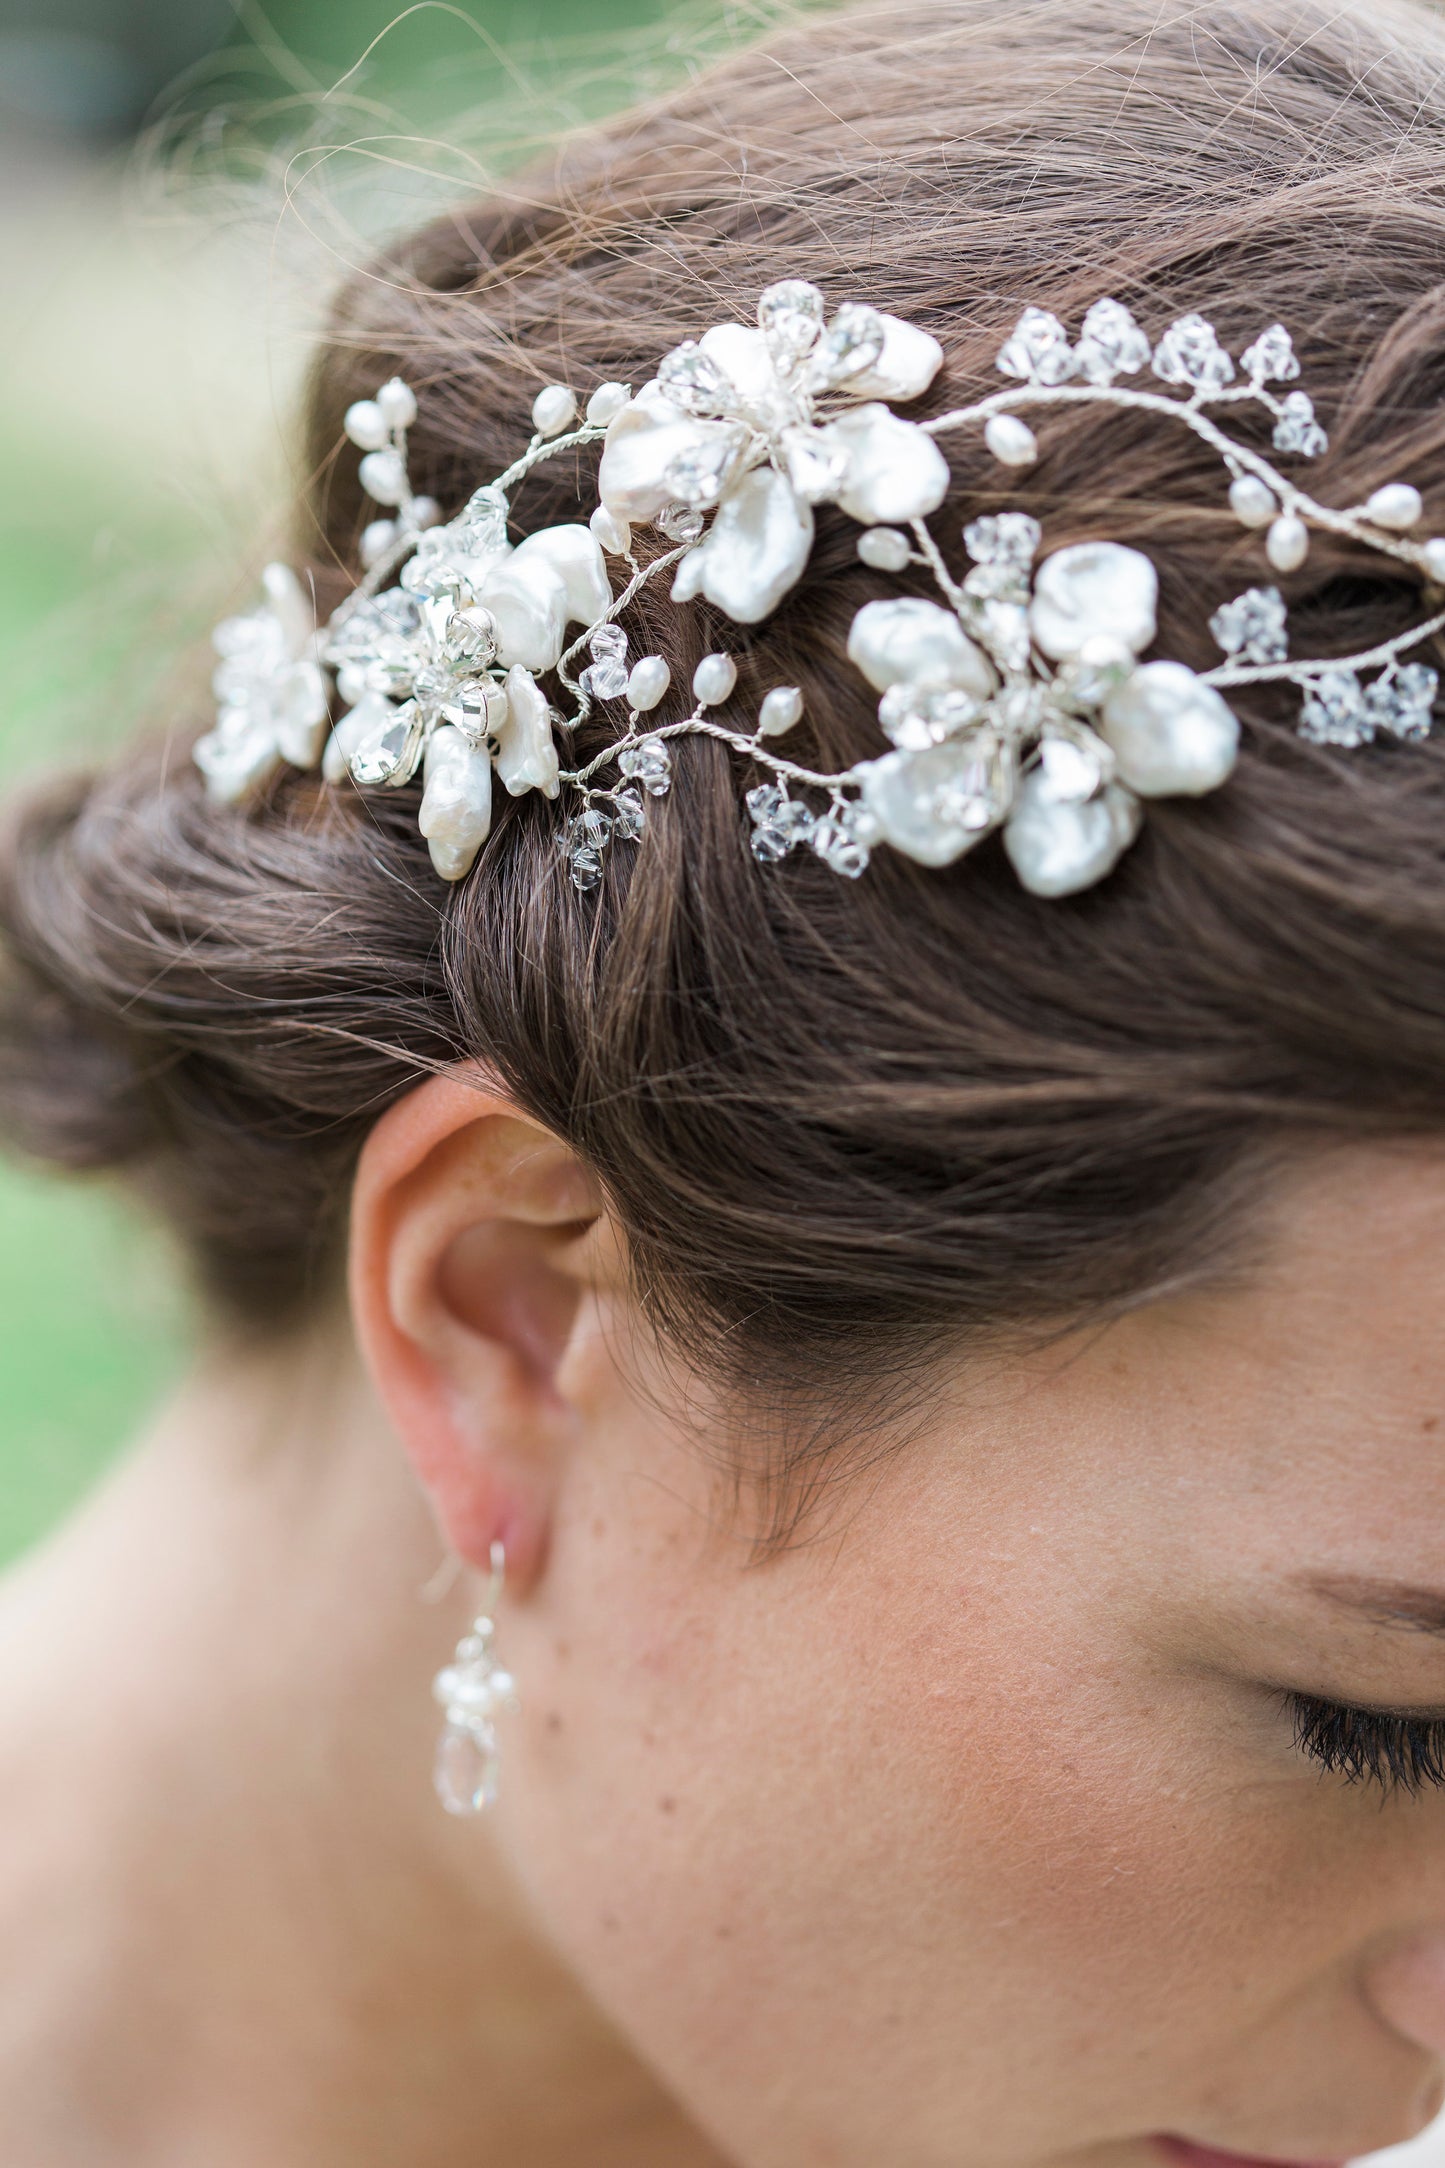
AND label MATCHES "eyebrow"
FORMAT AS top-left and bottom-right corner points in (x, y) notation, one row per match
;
(1304, 1575), (1445, 1636)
